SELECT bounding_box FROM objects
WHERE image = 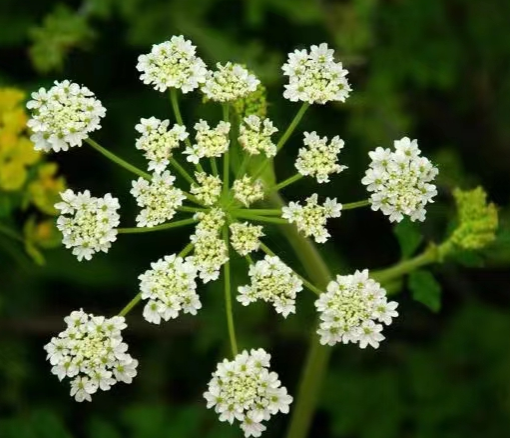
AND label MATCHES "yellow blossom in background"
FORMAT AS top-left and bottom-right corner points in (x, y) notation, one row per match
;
(0, 87), (65, 265)
(0, 88), (41, 191)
